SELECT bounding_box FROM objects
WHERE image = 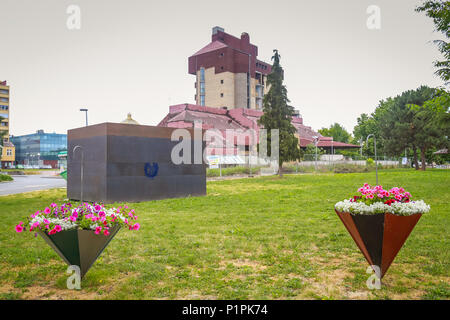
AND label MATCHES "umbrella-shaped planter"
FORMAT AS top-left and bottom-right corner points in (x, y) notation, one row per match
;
(15, 202), (140, 279)
(334, 184), (430, 280)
